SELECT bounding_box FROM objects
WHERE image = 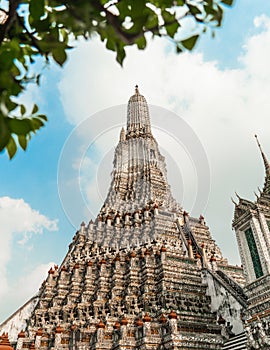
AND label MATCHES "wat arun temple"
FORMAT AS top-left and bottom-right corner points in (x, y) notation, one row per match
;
(1, 88), (270, 349)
